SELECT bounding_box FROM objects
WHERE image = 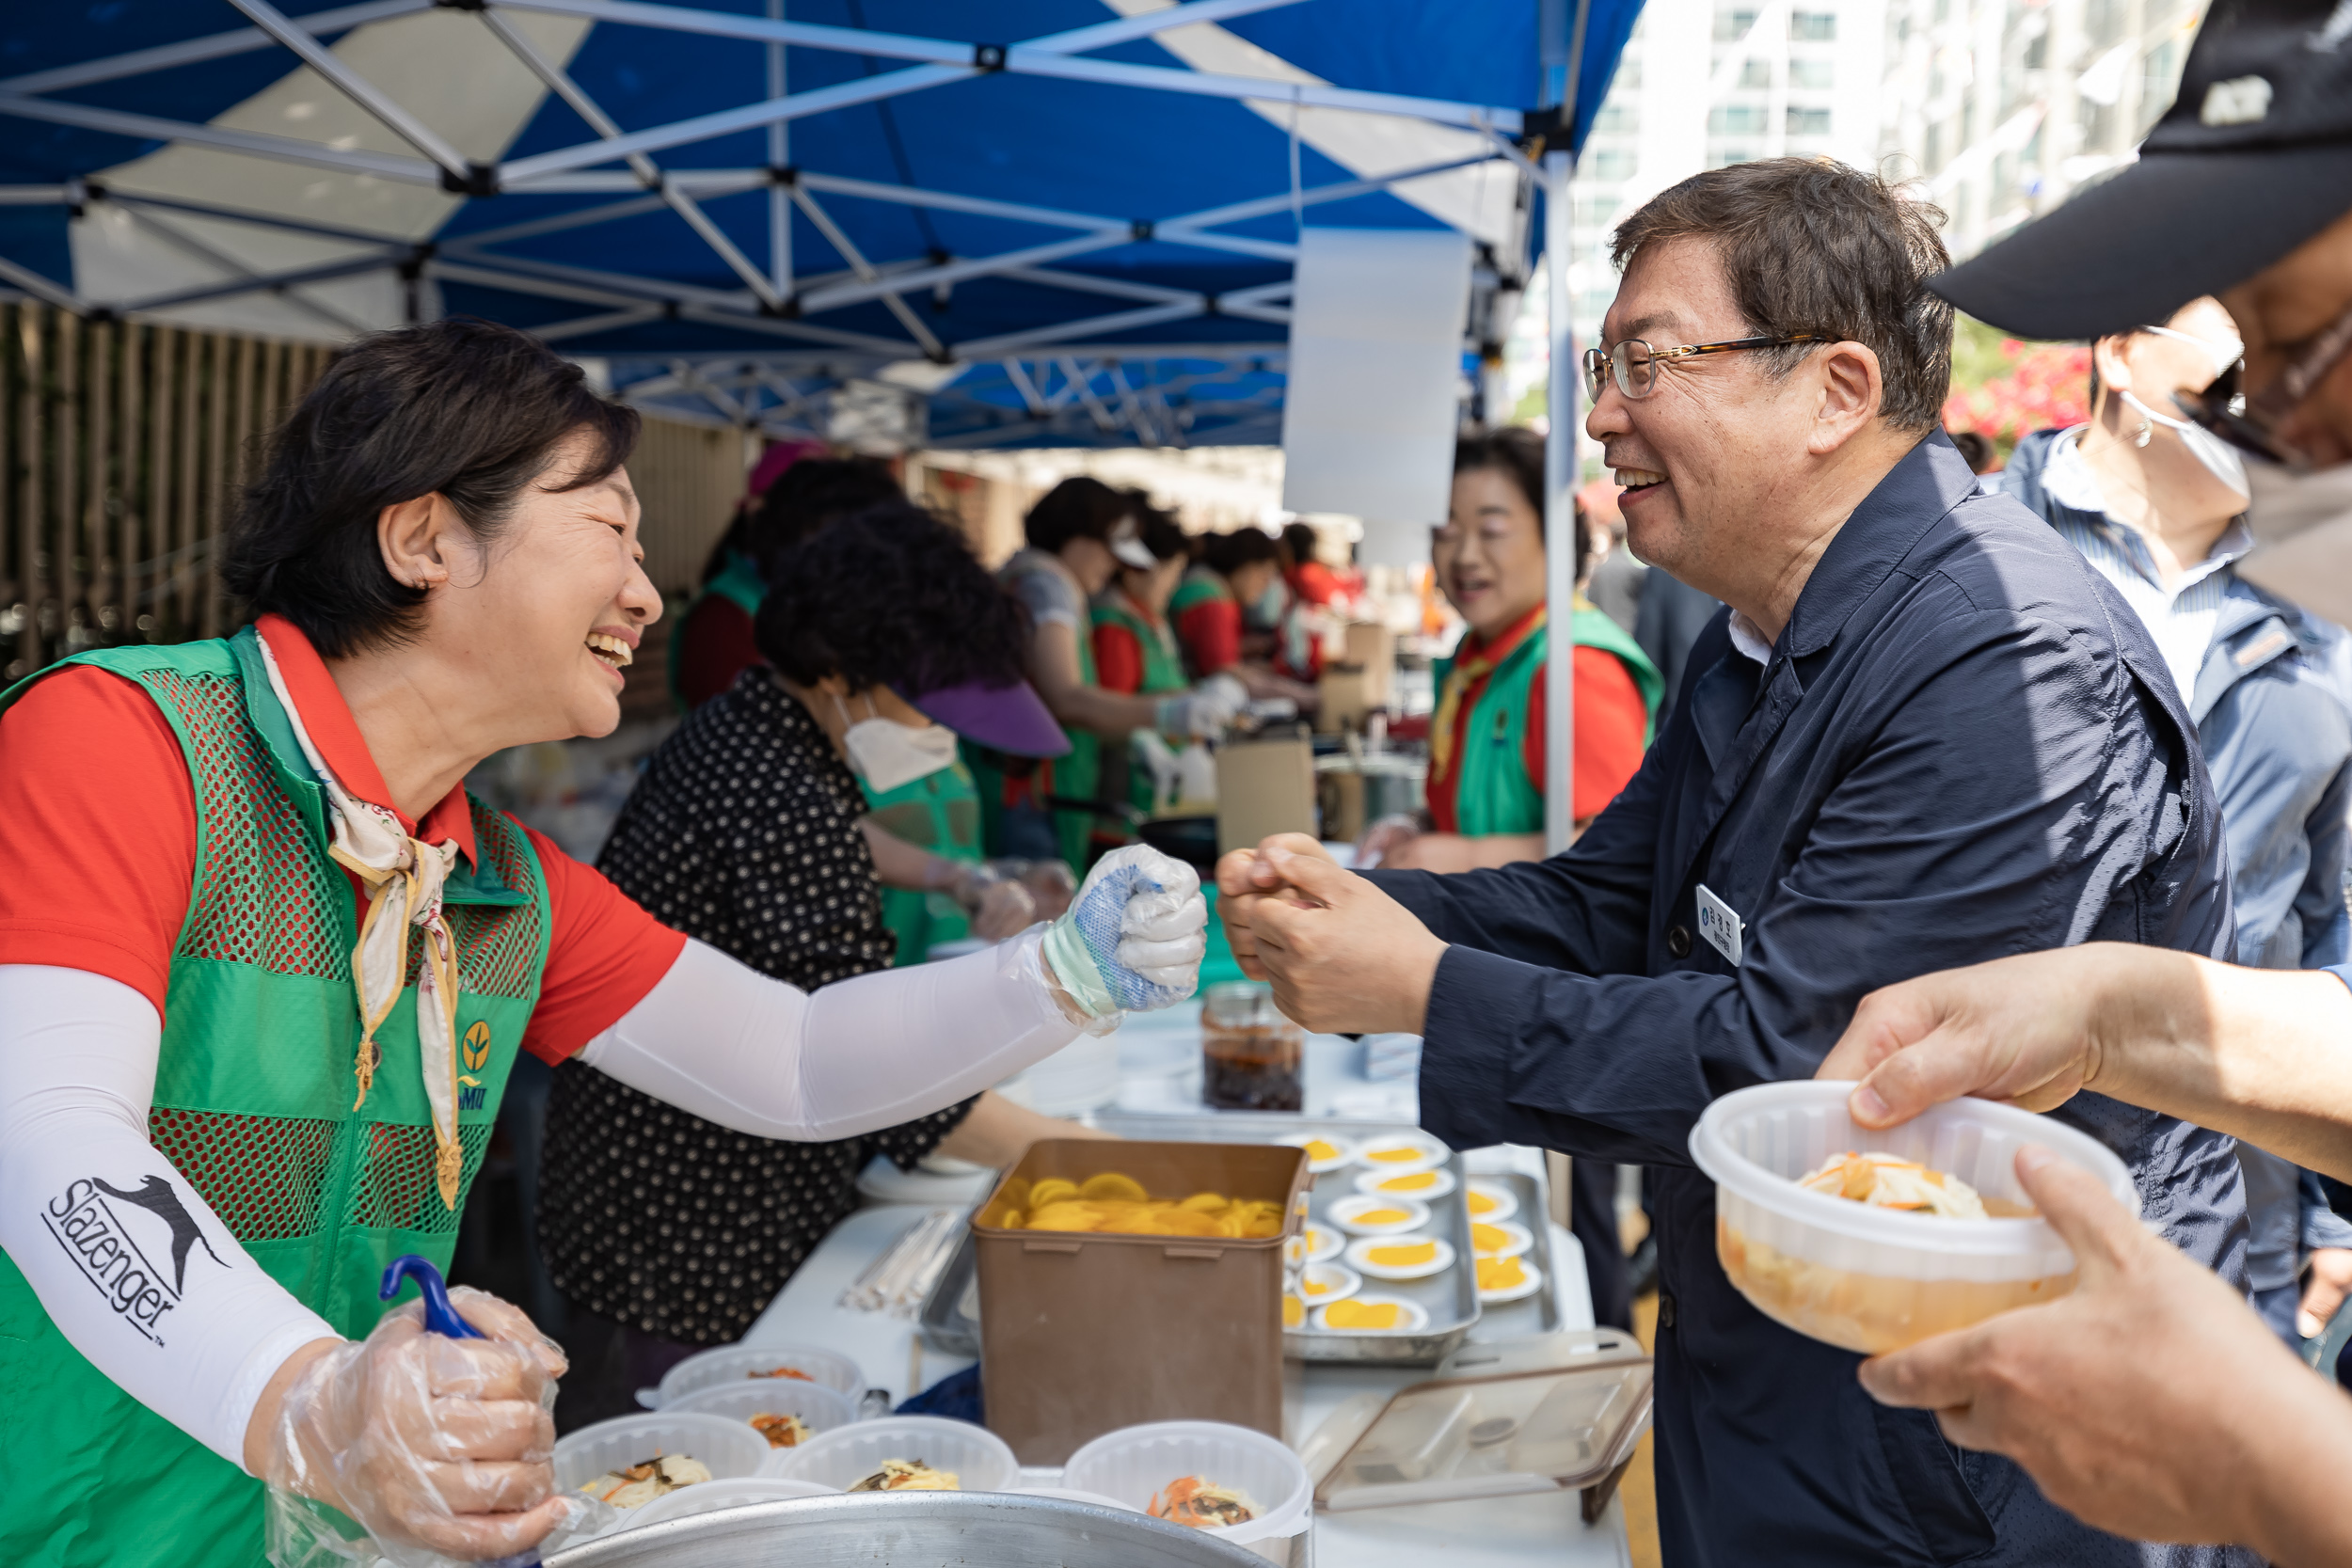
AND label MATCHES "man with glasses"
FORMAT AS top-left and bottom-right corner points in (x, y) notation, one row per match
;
(1217, 156), (2248, 1565)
